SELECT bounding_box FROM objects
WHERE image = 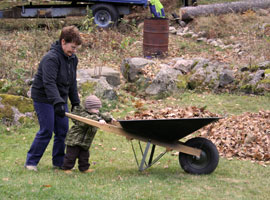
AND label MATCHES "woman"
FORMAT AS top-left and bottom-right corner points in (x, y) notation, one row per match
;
(25, 26), (82, 171)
